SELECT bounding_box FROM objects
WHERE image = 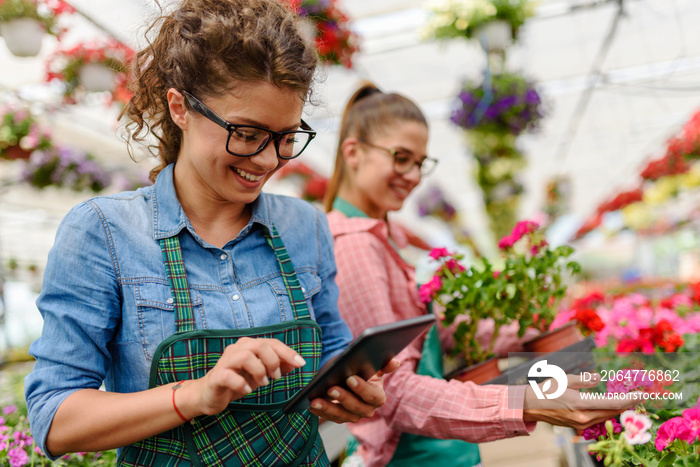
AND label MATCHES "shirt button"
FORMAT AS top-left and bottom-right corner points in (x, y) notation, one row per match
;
(232, 294), (240, 301)
(166, 298), (174, 304)
(220, 254), (227, 260)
